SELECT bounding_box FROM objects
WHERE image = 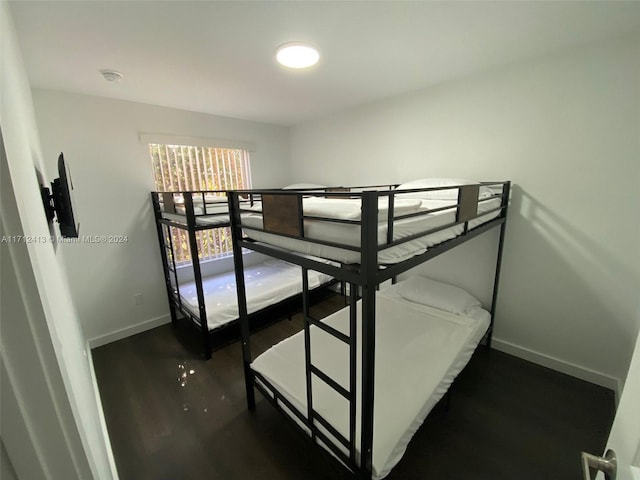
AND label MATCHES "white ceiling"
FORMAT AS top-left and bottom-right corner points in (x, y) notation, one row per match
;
(10, 1), (640, 126)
